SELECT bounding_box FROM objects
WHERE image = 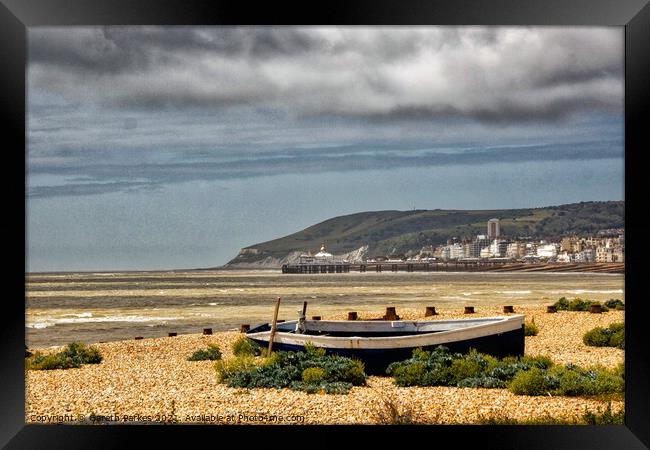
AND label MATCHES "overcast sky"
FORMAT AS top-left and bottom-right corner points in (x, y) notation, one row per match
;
(26, 26), (624, 272)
